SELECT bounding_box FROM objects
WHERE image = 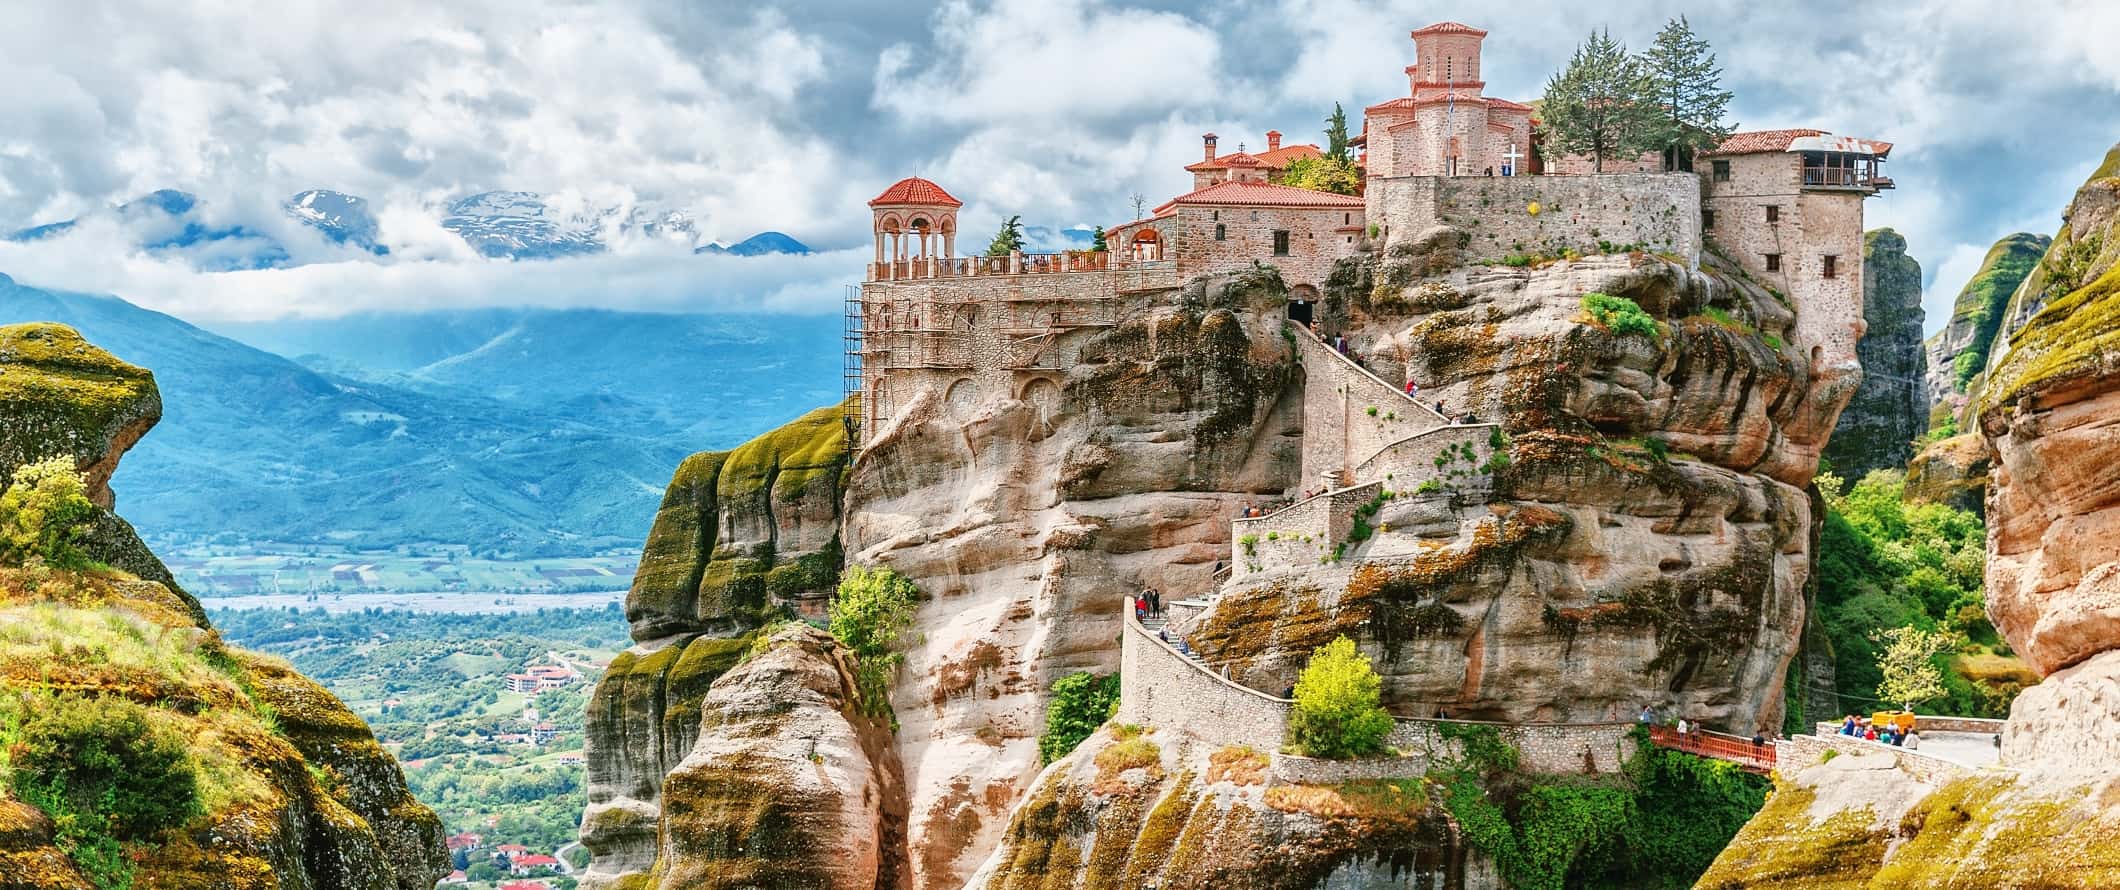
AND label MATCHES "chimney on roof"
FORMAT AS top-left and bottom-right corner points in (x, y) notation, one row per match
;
(1267, 130), (1282, 152)
(1203, 133), (1218, 162)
